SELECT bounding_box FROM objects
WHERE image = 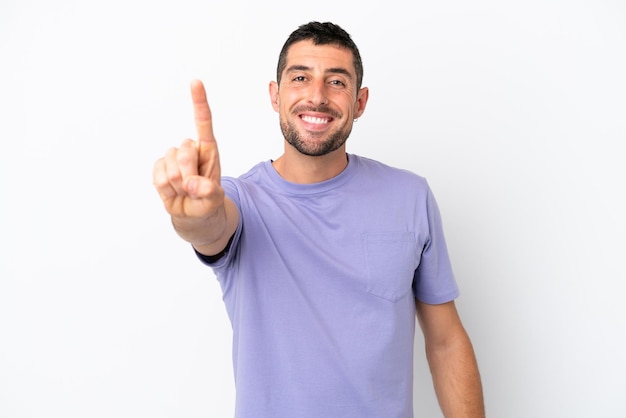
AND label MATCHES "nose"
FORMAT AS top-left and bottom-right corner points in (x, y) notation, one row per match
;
(308, 80), (328, 106)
